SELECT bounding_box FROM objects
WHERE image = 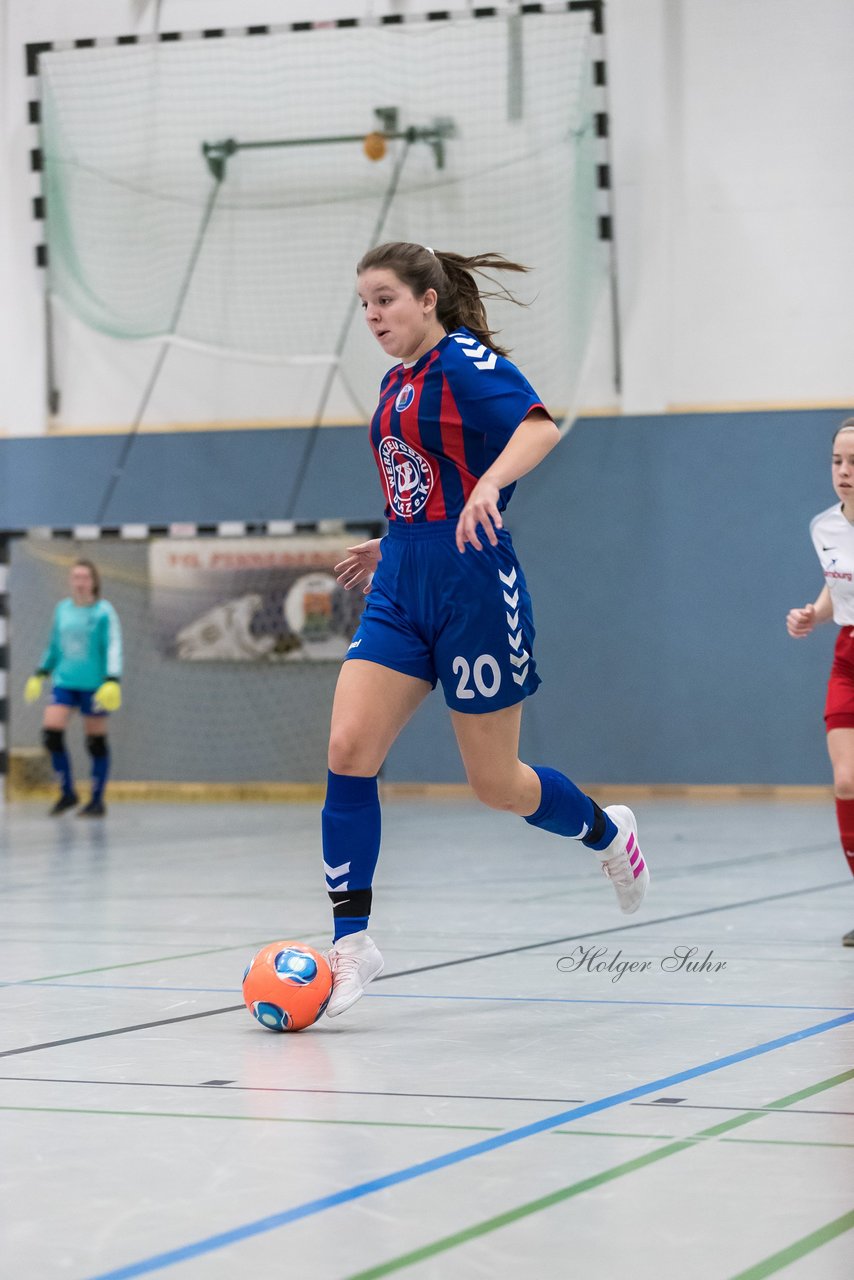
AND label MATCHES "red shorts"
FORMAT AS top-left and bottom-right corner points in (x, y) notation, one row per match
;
(825, 627), (854, 730)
